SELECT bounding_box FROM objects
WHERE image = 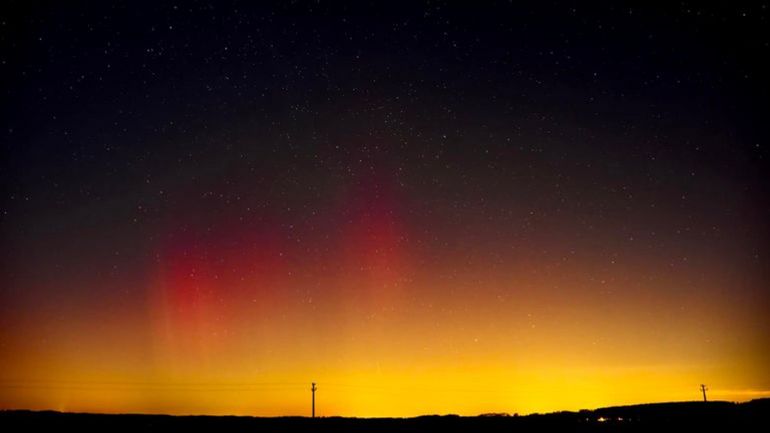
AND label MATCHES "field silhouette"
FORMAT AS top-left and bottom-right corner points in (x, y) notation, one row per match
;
(2, 399), (768, 432)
